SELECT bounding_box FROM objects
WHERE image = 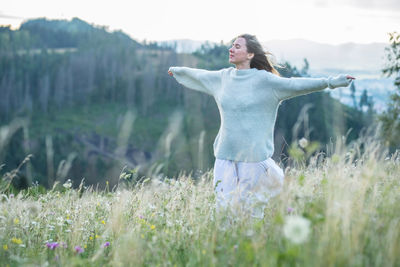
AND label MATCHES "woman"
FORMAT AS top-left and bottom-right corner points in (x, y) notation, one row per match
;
(168, 34), (355, 218)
